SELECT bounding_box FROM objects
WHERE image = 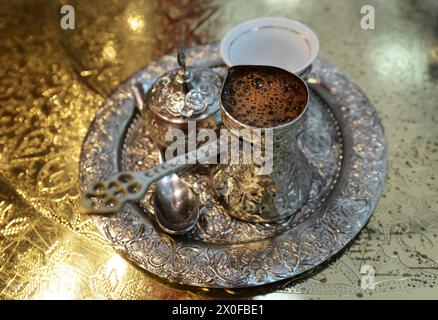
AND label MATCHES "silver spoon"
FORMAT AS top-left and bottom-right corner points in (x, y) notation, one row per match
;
(153, 147), (199, 235)
(131, 83), (199, 235)
(79, 137), (229, 216)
